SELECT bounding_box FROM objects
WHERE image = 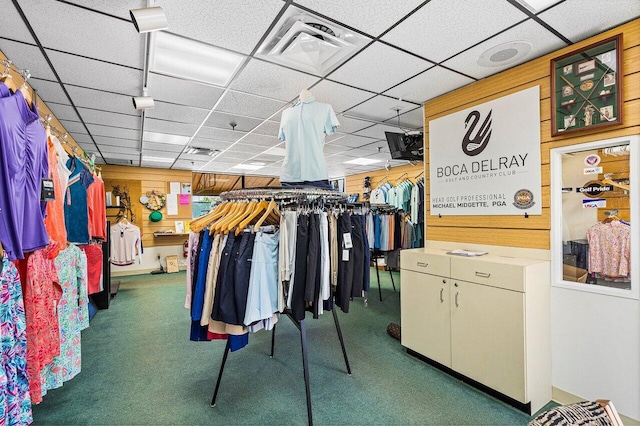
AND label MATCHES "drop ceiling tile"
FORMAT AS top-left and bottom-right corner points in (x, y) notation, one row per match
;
(102, 157), (137, 166)
(328, 42), (432, 93)
(442, 20), (567, 80)
(0, 2), (35, 43)
(539, 0), (640, 43)
(345, 95), (419, 122)
(77, 107), (140, 129)
(77, 142), (97, 153)
(145, 101), (209, 125)
(309, 80), (375, 114)
(384, 66), (474, 103)
(63, 0), (146, 20)
(215, 152), (251, 162)
(179, 152), (221, 162)
(46, 103), (81, 122)
(142, 150), (178, 160)
(69, 133), (93, 144)
(87, 124), (139, 140)
(231, 59), (321, 102)
(196, 126), (247, 142)
(142, 142), (186, 153)
(173, 160), (208, 170)
(59, 120), (87, 134)
(250, 154), (283, 164)
(156, 0), (284, 55)
(140, 161), (171, 169)
(362, 151), (395, 162)
(325, 132), (346, 143)
(226, 144), (264, 154)
(29, 78), (69, 105)
(323, 144), (350, 155)
(204, 111), (262, 132)
(20, 0), (143, 68)
(382, 0), (527, 63)
(188, 138), (234, 151)
(252, 120), (280, 137)
(354, 123), (410, 139)
(327, 134), (375, 149)
(65, 85), (136, 115)
(239, 133), (279, 148)
(295, 0), (426, 38)
(93, 136), (139, 149)
(97, 144), (140, 155)
(104, 153), (140, 161)
(147, 72), (225, 109)
(46, 49), (142, 95)
(0, 39), (56, 80)
(333, 116), (372, 134)
(144, 118), (198, 137)
(357, 140), (389, 153)
(384, 107), (424, 129)
(216, 91), (287, 119)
